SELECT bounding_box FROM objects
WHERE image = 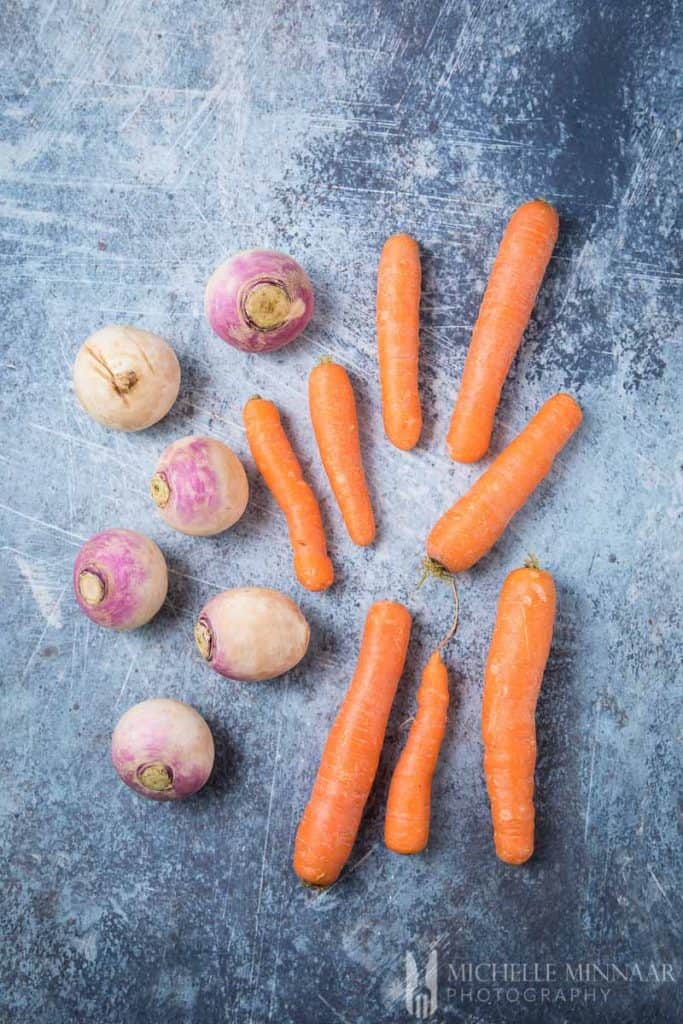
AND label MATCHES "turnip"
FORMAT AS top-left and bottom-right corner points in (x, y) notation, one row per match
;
(204, 249), (314, 353)
(73, 528), (168, 630)
(73, 325), (181, 431)
(150, 435), (249, 536)
(195, 587), (310, 681)
(111, 698), (214, 801)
